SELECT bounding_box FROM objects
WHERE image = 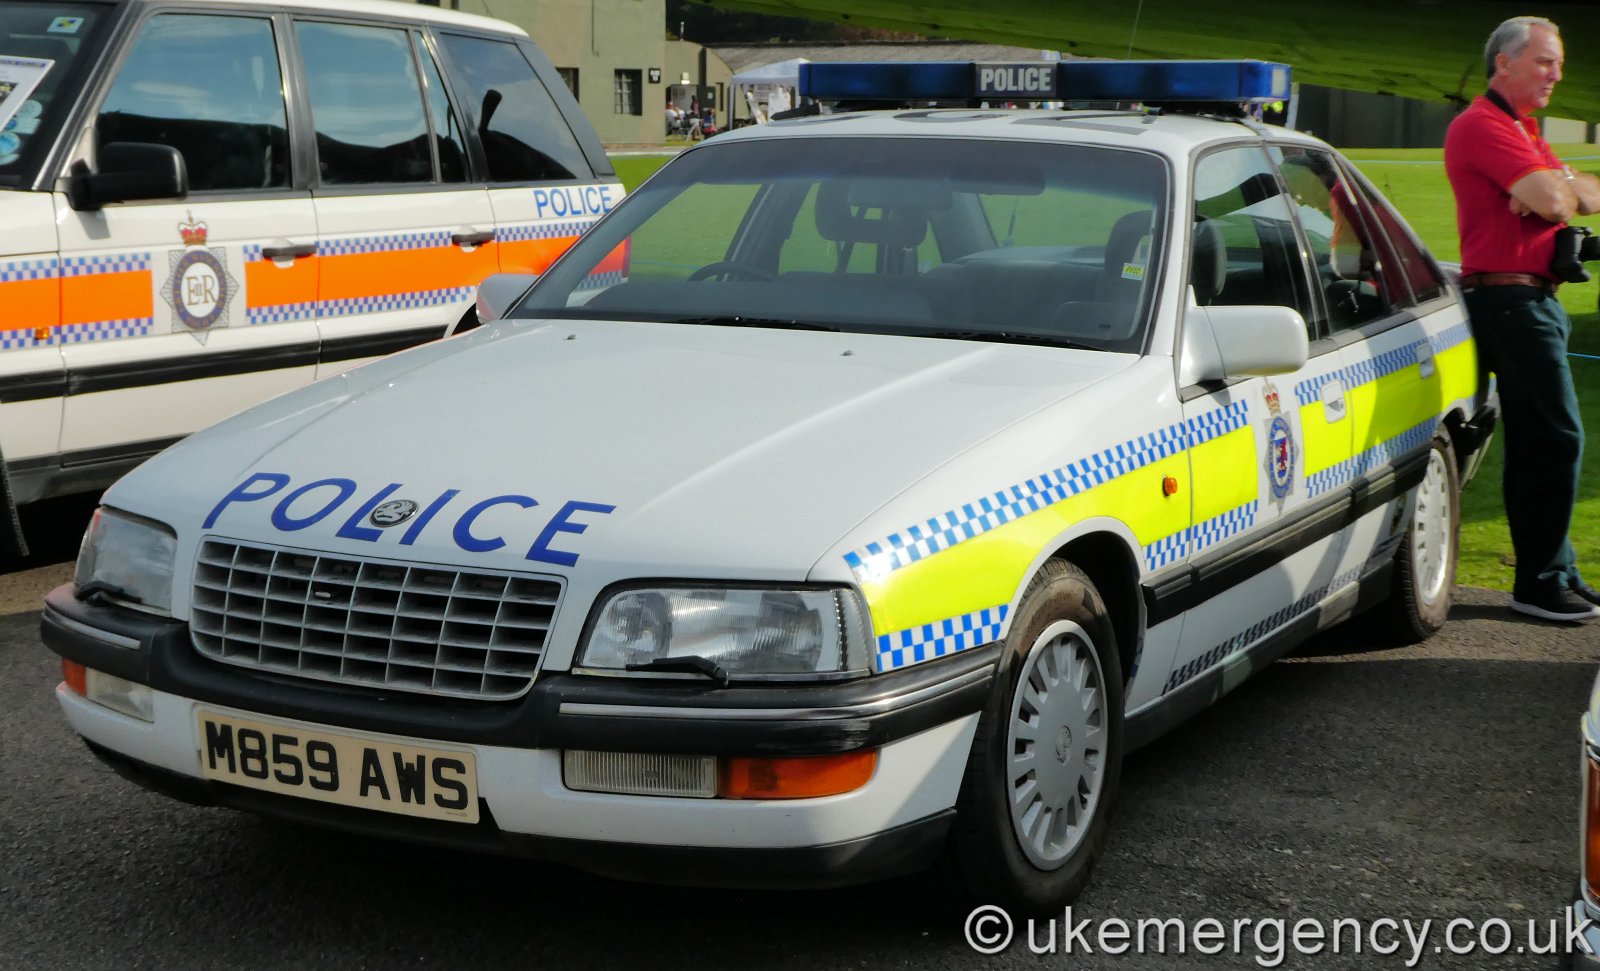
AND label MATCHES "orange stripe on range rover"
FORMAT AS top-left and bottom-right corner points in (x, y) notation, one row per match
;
(243, 257), (318, 310)
(318, 245), (500, 302)
(0, 278), (59, 333)
(498, 237), (580, 275)
(60, 270), (151, 327)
